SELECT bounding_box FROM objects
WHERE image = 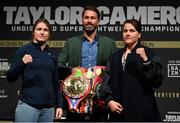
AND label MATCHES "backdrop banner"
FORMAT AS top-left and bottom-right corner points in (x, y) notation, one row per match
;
(0, 0), (180, 121)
